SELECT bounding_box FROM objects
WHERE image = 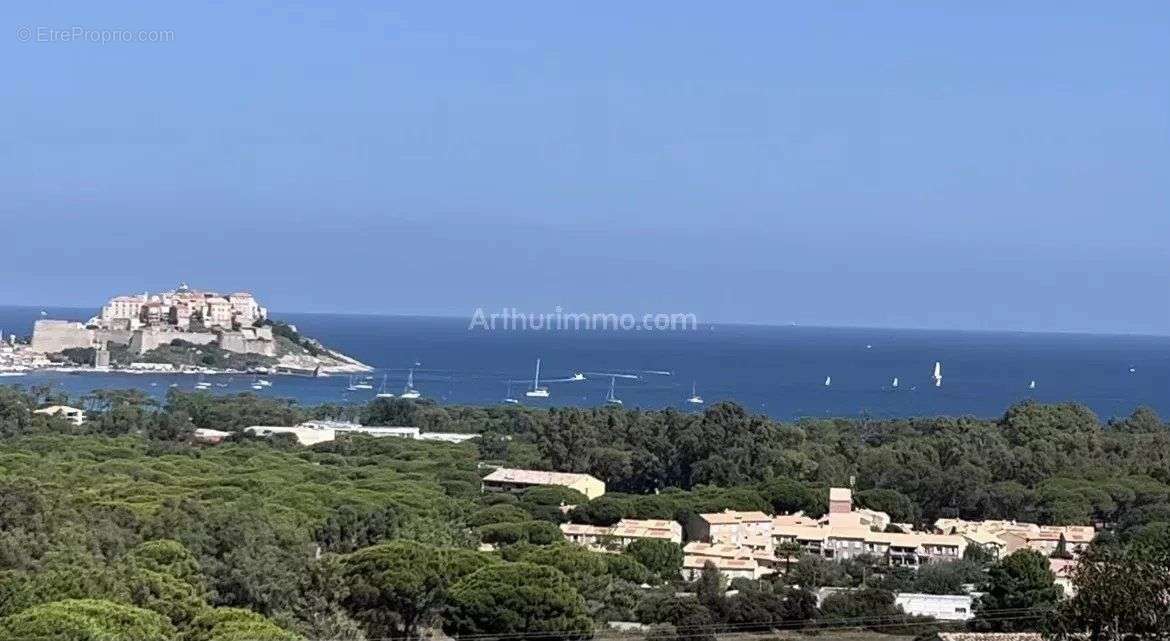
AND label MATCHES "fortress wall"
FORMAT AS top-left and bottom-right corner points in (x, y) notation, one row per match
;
(31, 320), (95, 353)
(129, 330), (216, 354)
